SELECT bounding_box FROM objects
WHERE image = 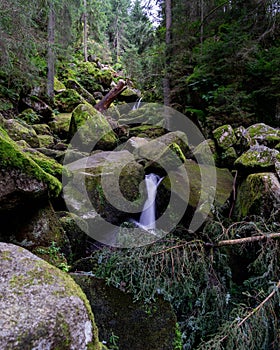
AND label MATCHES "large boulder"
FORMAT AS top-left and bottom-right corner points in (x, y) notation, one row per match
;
(0, 127), (61, 210)
(0, 243), (102, 350)
(55, 89), (86, 113)
(213, 124), (237, 150)
(247, 123), (280, 147)
(72, 274), (177, 350)
(64, 150), (145, 227)
(1, 118), (40, 148)
(235, 172), (280, 219)
(49, 112), (72, 140)
(66, 79), (96, 106)
(20, 96), (54, 122)
(69, 103), (118, 151)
